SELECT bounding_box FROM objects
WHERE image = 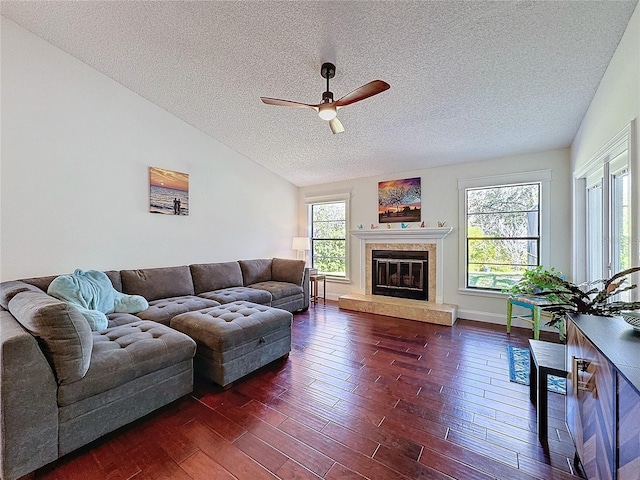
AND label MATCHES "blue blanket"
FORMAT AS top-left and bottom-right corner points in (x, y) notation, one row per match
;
(48, 269), (148, 331)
